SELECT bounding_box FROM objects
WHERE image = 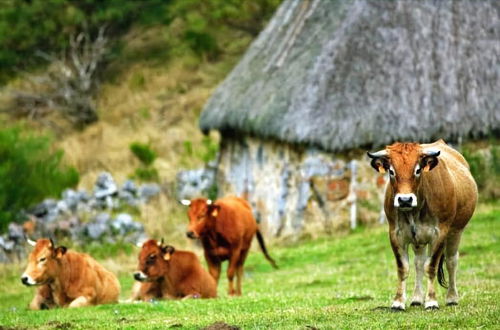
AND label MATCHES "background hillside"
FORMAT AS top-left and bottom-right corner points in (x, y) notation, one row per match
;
(0, 0), (281, 241)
